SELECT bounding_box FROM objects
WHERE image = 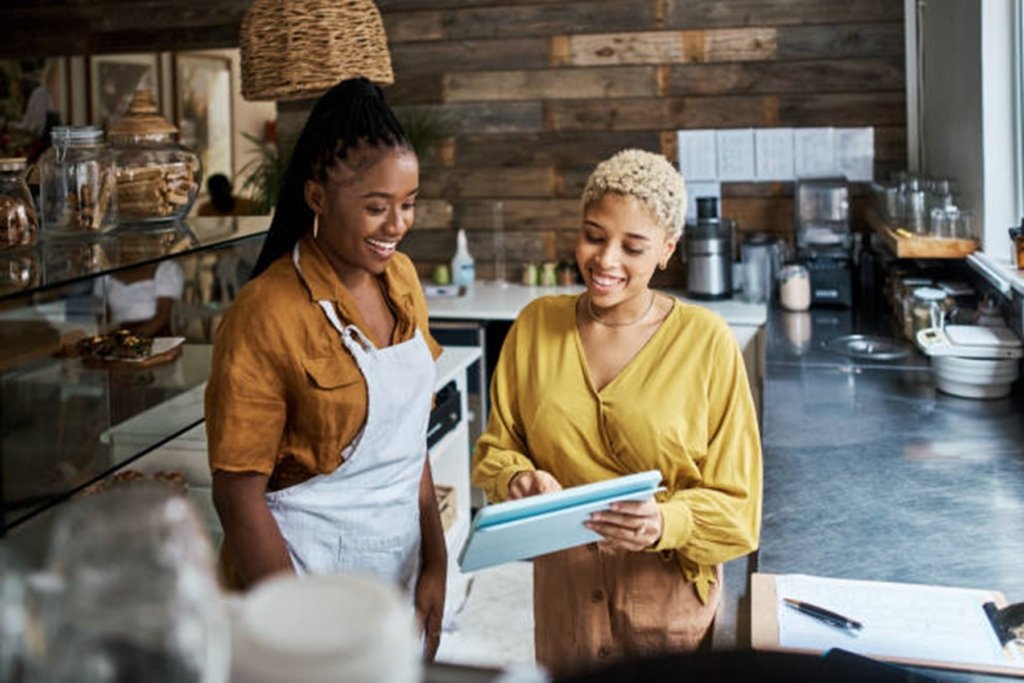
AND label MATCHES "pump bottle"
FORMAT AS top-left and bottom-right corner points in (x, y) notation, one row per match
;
(451, 228), (476, 290)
